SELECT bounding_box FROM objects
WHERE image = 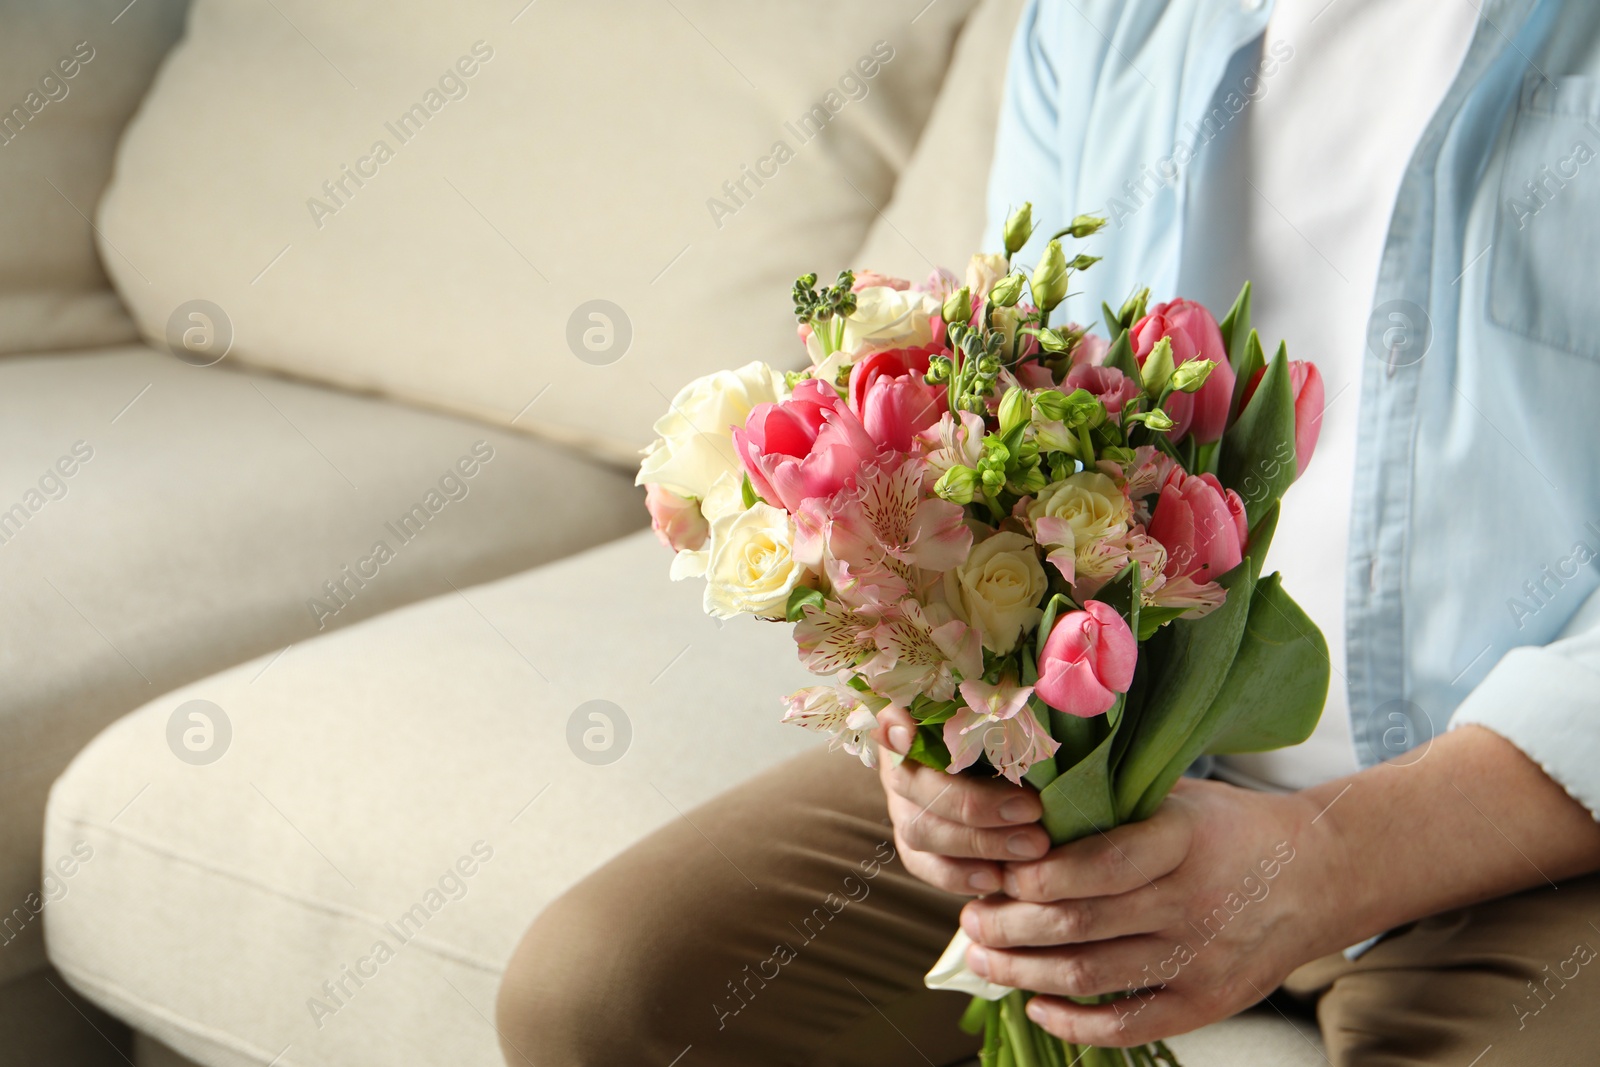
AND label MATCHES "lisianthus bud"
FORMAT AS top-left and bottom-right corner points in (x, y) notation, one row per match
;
(1057, 214), (1108, 240)
(1170, 358), (1215, 393)
(1118, 287), (1151, 329)
(1003, 202), (1035, 256)
(989, 273), (1025, 308)
(1031, 240), (1068, 313)
(934, 465), (980, 505)
(941, 286), (972, 325)
(1142, 408), (1175, 432)
(1034, 326), (1069, 352)
(1141, 337), (1174, 392)
(998, 388), (1031, 436)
